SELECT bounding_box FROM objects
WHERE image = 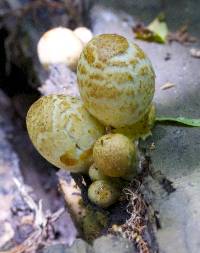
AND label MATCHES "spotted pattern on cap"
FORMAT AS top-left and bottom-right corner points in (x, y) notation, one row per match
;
(77, 34), (155, 128)
(26, 95), (104, 172)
